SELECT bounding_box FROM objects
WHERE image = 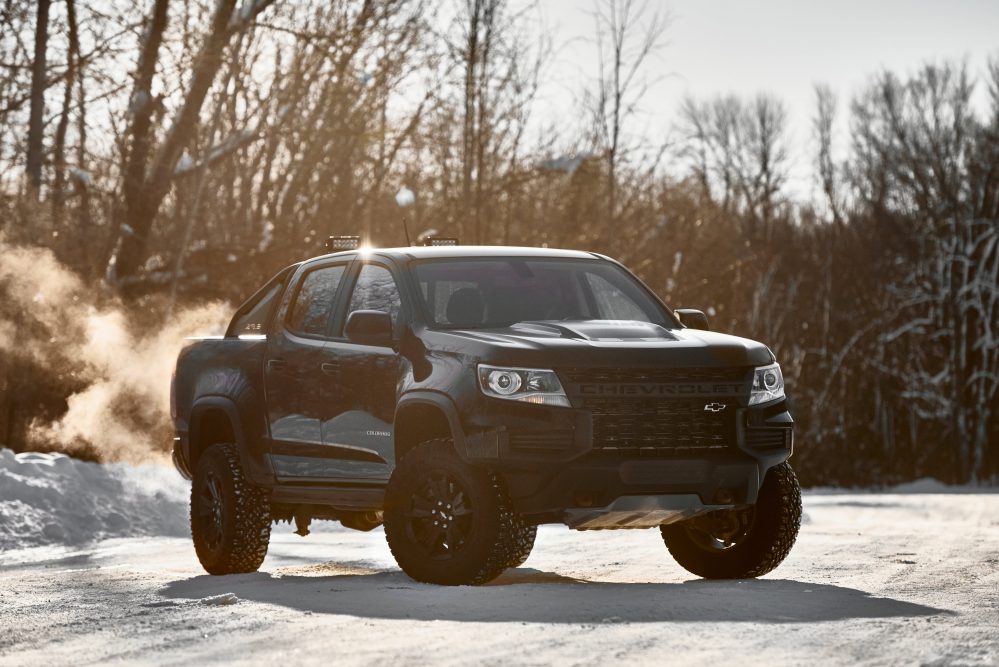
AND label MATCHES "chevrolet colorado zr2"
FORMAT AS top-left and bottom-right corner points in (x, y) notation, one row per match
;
(171, 244), (801, 585)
